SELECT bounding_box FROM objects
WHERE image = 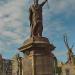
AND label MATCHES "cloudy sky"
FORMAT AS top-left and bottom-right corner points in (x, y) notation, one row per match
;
(0, 0), (75, 62)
